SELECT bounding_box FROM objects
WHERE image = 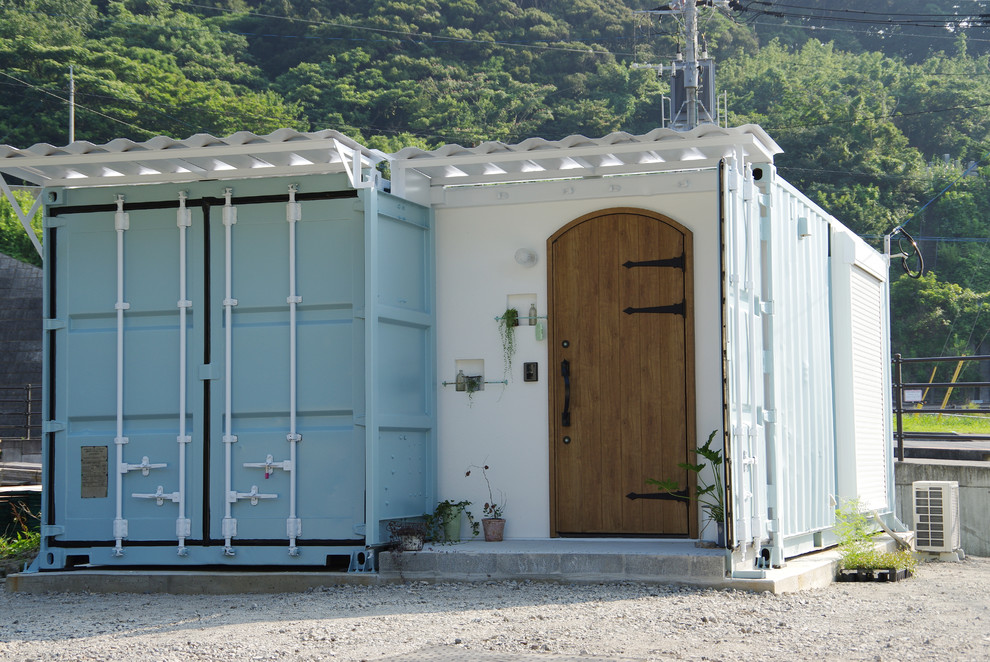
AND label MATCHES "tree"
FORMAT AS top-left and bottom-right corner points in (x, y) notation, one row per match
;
(0, 190), (43, 267)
